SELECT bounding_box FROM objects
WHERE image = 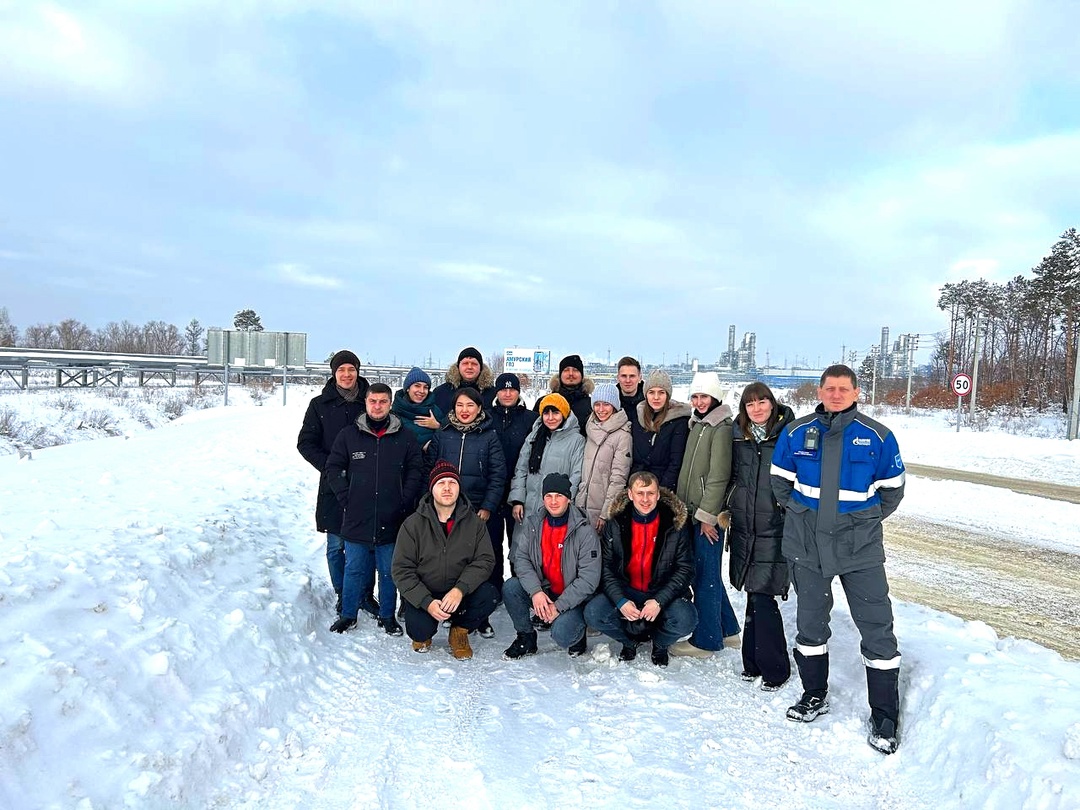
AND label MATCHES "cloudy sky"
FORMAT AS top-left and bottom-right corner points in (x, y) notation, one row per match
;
(2, 1), (1078, 370)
